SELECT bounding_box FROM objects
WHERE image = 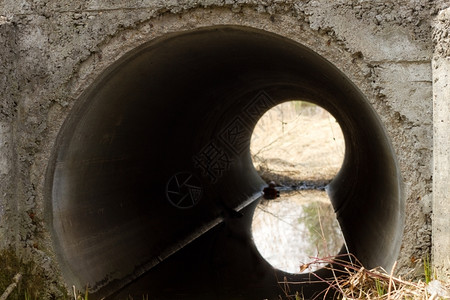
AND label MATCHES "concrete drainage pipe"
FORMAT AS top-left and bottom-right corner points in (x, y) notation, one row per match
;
(46, 26), (403, 300)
